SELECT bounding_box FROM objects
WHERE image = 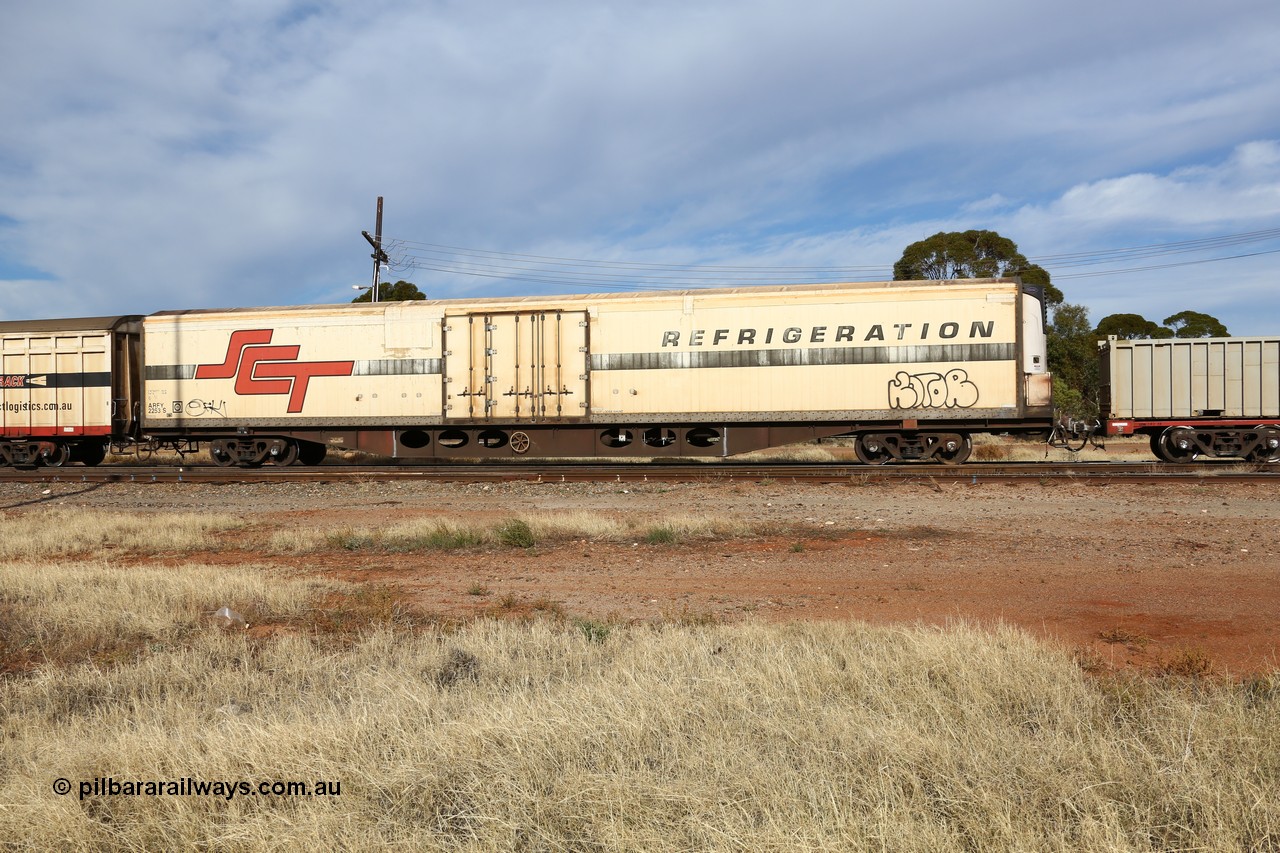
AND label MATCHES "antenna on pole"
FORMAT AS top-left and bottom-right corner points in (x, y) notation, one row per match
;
(361, 196), (388, 303)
